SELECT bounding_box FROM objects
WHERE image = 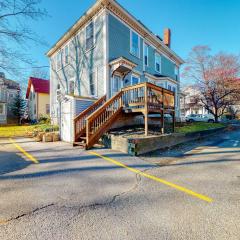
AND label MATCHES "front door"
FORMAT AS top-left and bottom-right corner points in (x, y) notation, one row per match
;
(112, 75), (121, 96)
